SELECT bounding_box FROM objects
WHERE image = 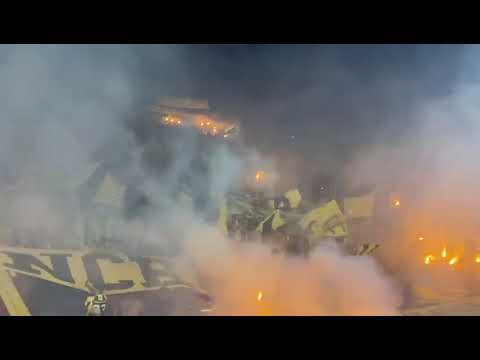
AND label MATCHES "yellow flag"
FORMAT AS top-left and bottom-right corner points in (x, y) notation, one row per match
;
(300, 200), (348, 238)
(0, 268), (31, 315)
(284, 189), (302, 209)
(272, 211), (286, 231)
(257, 210), (286, 232)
